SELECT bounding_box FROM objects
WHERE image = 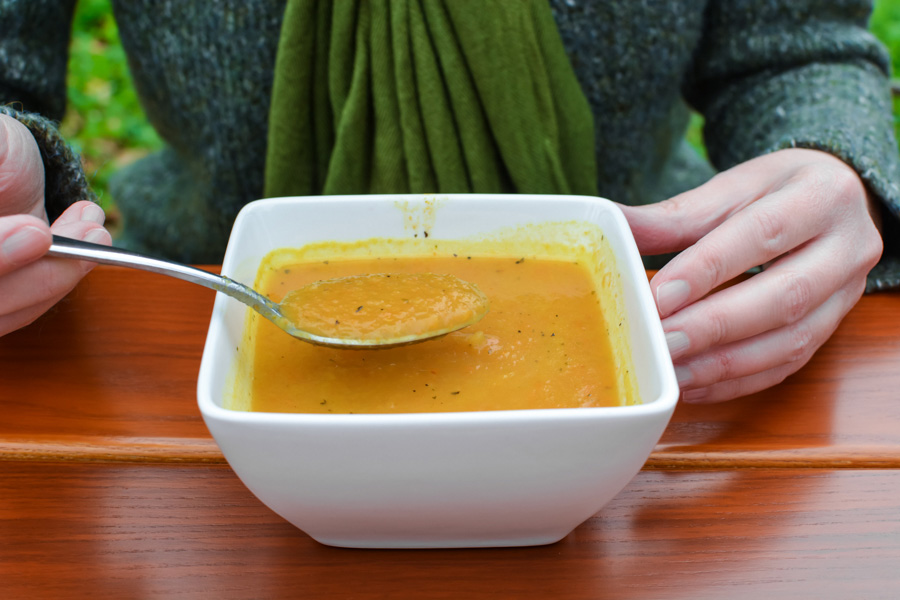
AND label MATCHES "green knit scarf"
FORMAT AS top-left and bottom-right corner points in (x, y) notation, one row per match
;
(264, 0), (597, 198)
